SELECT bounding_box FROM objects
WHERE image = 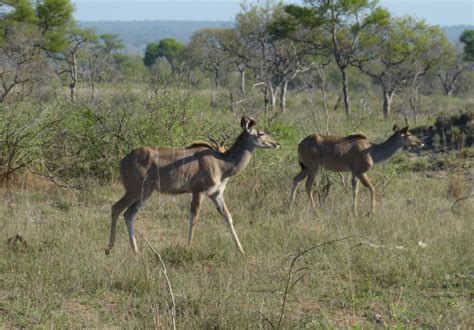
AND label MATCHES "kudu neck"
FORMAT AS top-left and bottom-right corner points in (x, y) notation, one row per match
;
(221, 131), (255, 177)
(369, 133), (404, 164)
